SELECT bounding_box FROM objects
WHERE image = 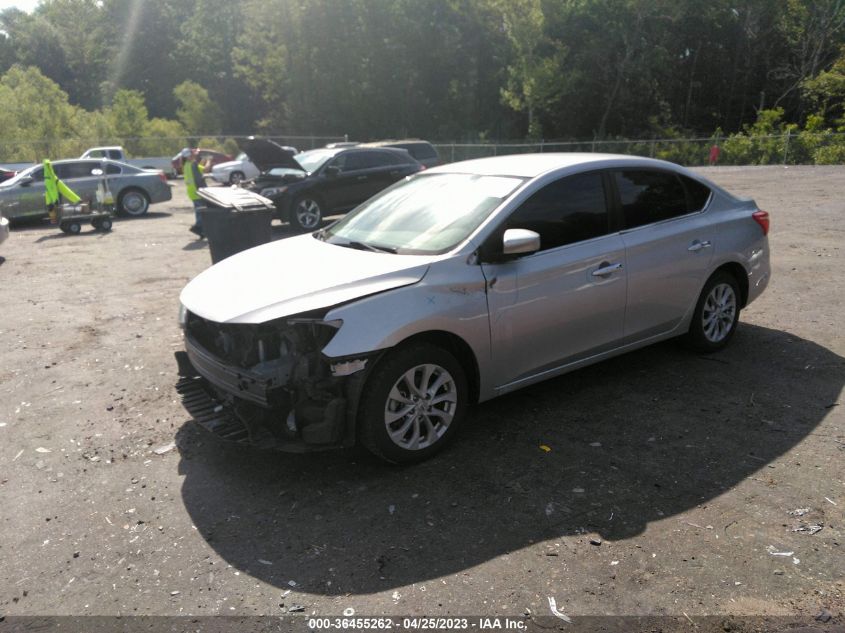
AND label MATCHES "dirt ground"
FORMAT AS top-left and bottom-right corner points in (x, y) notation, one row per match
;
(0, 166), (843, 629)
